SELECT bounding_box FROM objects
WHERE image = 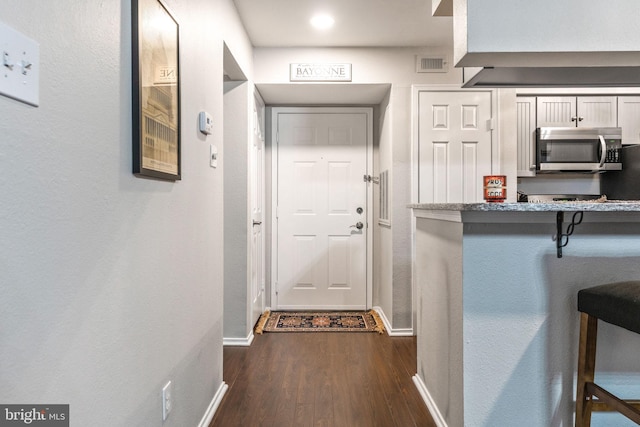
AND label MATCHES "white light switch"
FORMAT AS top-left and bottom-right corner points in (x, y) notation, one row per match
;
(0, 21), (39, 106)
(210, 144), (218, 168)
(162, 381), (173, 421)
